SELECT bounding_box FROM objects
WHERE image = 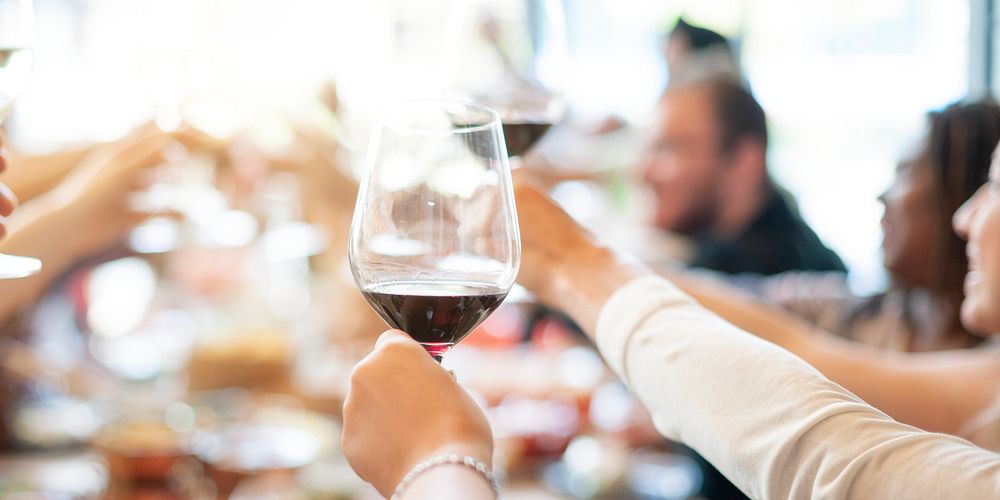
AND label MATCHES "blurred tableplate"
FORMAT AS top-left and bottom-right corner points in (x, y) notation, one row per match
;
(11, 397), (104, 449)
(91, 420), (190, 484)
(190, 404), (337, 496)
(0, 452), (107, 499)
